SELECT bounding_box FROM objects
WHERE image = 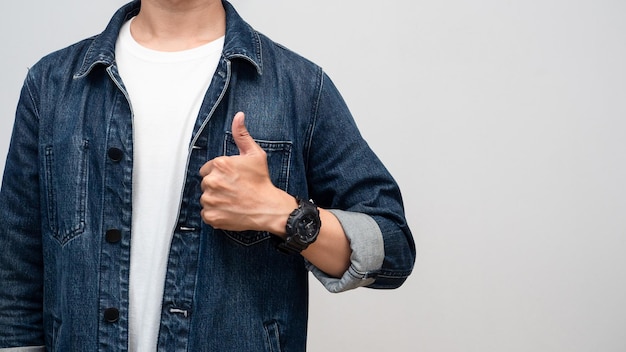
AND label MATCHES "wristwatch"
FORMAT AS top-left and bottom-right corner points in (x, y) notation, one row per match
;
(278, 197), (321, 254)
